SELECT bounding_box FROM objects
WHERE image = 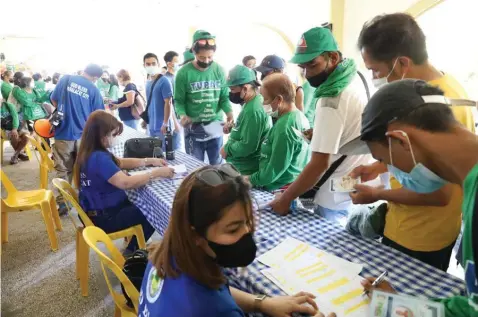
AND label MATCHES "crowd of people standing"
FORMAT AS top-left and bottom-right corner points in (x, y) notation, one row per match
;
(1, 11), (477, 317)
